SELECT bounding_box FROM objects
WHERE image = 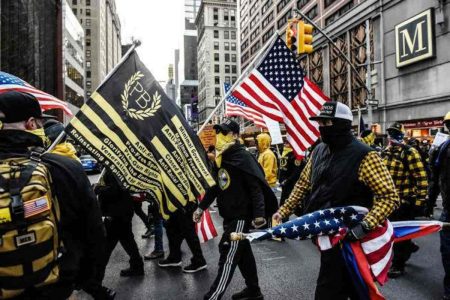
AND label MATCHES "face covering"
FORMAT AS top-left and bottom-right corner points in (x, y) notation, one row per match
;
(319, 119), (353, 149)
(26, 128), (50, 147)
(215, 132), (236, 167)
(388, 131), (405, 145)
(282, 145), (293, 157)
